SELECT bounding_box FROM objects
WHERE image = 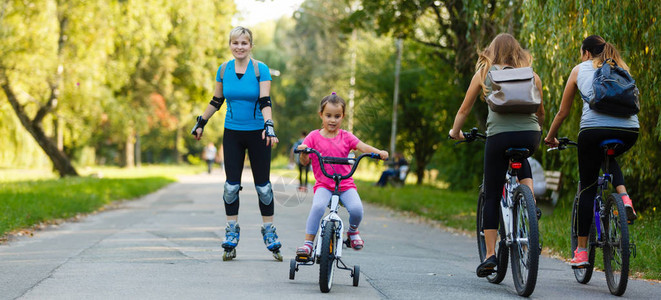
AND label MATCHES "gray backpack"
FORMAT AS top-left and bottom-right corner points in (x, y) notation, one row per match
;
(486, 66), (541, 114)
